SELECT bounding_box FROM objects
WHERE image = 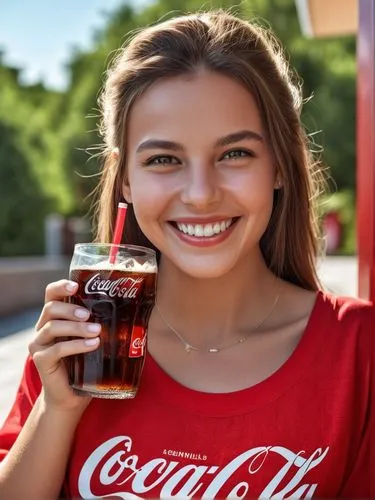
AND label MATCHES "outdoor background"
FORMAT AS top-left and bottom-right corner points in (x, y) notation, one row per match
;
(0, 0), (356, 259)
